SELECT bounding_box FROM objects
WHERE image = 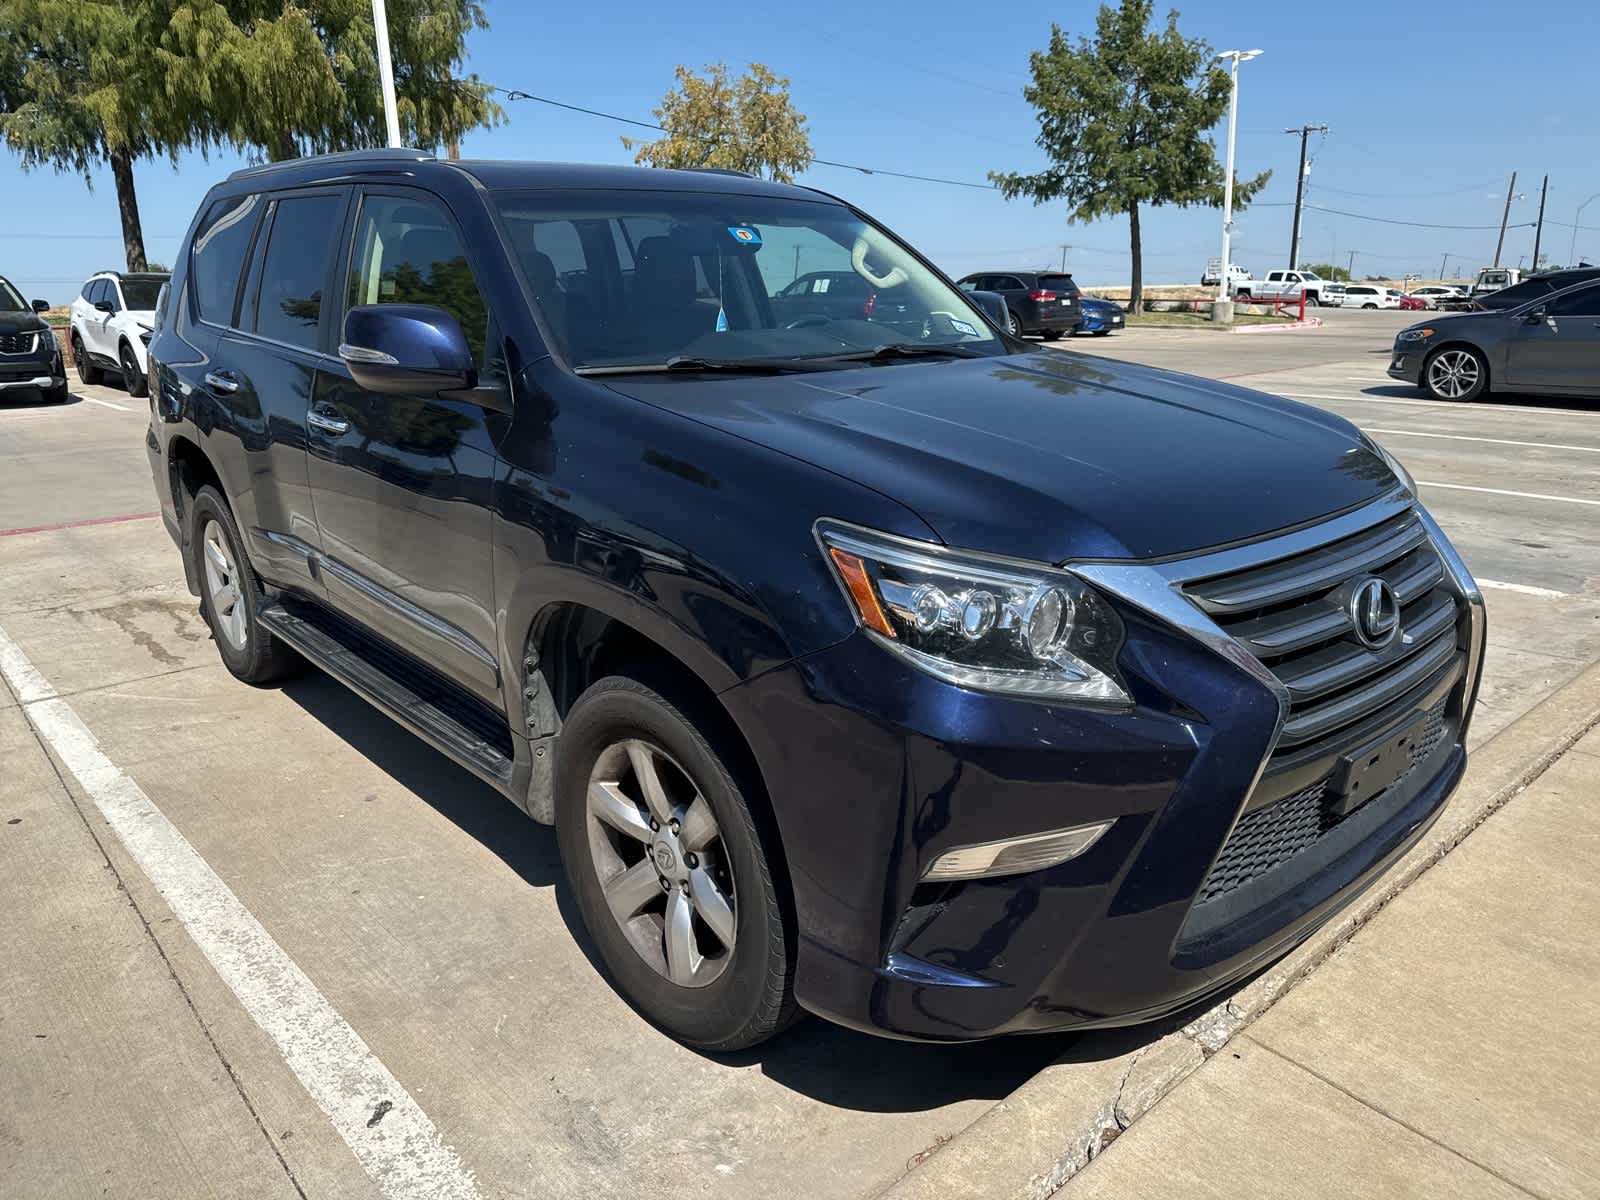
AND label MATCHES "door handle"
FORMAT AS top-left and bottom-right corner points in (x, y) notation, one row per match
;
(204, 370), (239, 394)
(307, 408), (350, 436)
